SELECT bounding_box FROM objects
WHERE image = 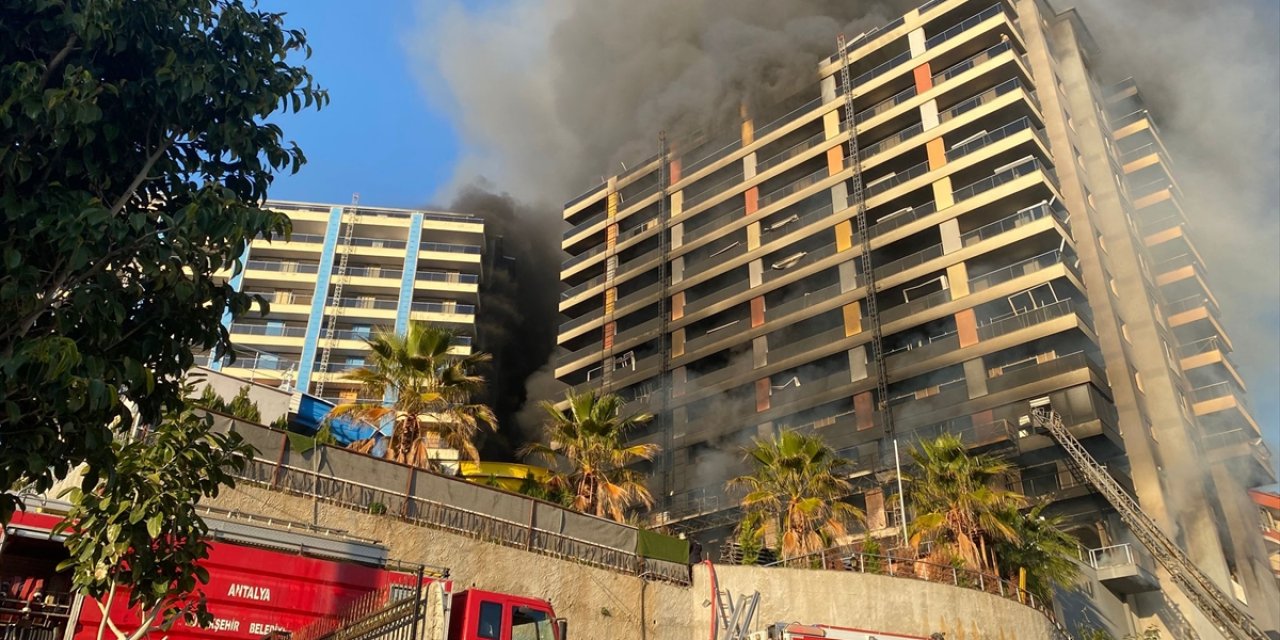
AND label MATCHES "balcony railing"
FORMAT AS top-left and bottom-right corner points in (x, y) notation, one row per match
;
(862, 122), (924, 159)
(852, 50), (913, 89)
(756, 130), (832, 174)
(561, 272), (608, 301)
(945, 117), (1040, 162)
(968, 249), (1070, 293)
(329, 296), (397, 311)
(281, 232), (327, 244)
(767, 325), (849, 363)
(766, 282), (846, 322)
(960, 201), (1063, 247)
(1108, 109), (1149, 131)
(345, 265), (401, 279)
(868, 201), (938, 237)
(924, 4), (1006, 50)
(686, 278), (752, 315)
(865, 159), (930, 197)
(754, 96), (825, 139)
(879, 286), (952, 324)
(1153, 252), (1198, 274)
(229, 322), (308, 338)
(243, 290), (301, 305)
(763, 243), (840, 284)
(685, 170), (746, 208)
(246, 259), (320, 274)
(1119, 142), (1168, 165)
(684, 241), (746, 275)
(1178, 336), (1223, 358)
(941, 78), (1032, 123)
(932, 40), (1015, 86)
(411, 301), (477, 315)
(344, 236), (408, 250)
(759, 165), (833, 208)
(683, 138), (743, 177)
(416, 270), (479, 285)
(1191, 381), (1240, 404)
(562, 209), (609, 241)
(857, 85), (917, 123)
(420, 241), (481, 255)
(976, 299), (1087, 342)
(684, 205), (746, 244)
(1164, 295), (1215, 317)
(952, 157), (1056, 204)
(986, 351), (1106, 395)
(873, 243), (944, 280)
(761, 201), (836, 239)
